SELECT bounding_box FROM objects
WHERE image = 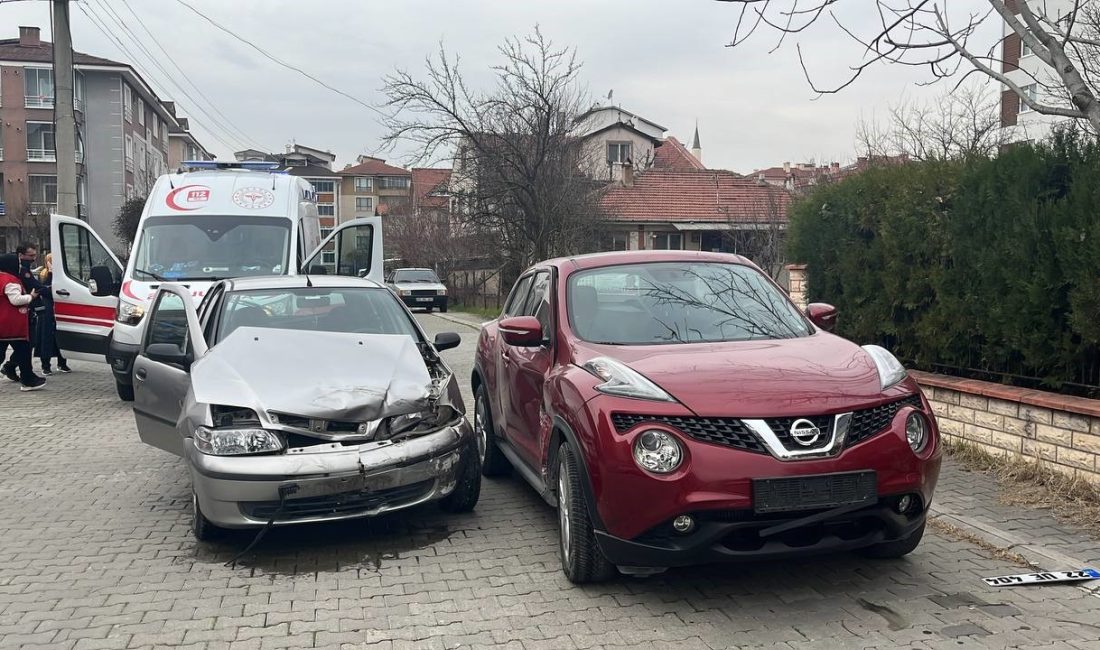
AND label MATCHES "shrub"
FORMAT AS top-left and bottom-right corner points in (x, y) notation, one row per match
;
(788, 132), (1100, 395)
